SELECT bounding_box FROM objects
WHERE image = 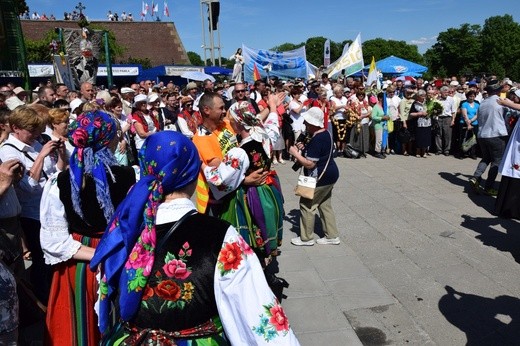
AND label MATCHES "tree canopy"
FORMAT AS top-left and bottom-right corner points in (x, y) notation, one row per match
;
(424, 15), (520, 80)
